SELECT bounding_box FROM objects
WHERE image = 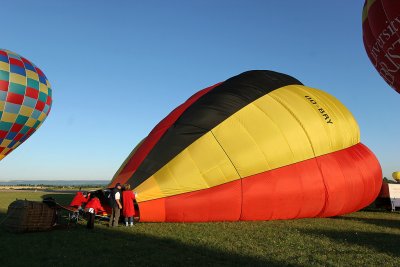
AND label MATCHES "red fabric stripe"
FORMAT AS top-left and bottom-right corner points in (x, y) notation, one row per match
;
(35, 101), (45, 111)
(138, 198), (166, 222)
(14, 133), (23, 141)
(0, 131), (8, 138)
(139, 180), (241, 222)
(241, 143), (382, 220)
(10, 124), (23, 132)
(26, 128), (34, 136)
(138, 143), (381, 222)
(35, 67), (45, 77)
(0, 81), (9, 91)
(20, 57), (32, 65)
(9, 58), (24, 68)
(25, 87), (39, 99)
(110, 82), (221, 187)
(0, 51), (7, 57)
(6, 92), (24, 105)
